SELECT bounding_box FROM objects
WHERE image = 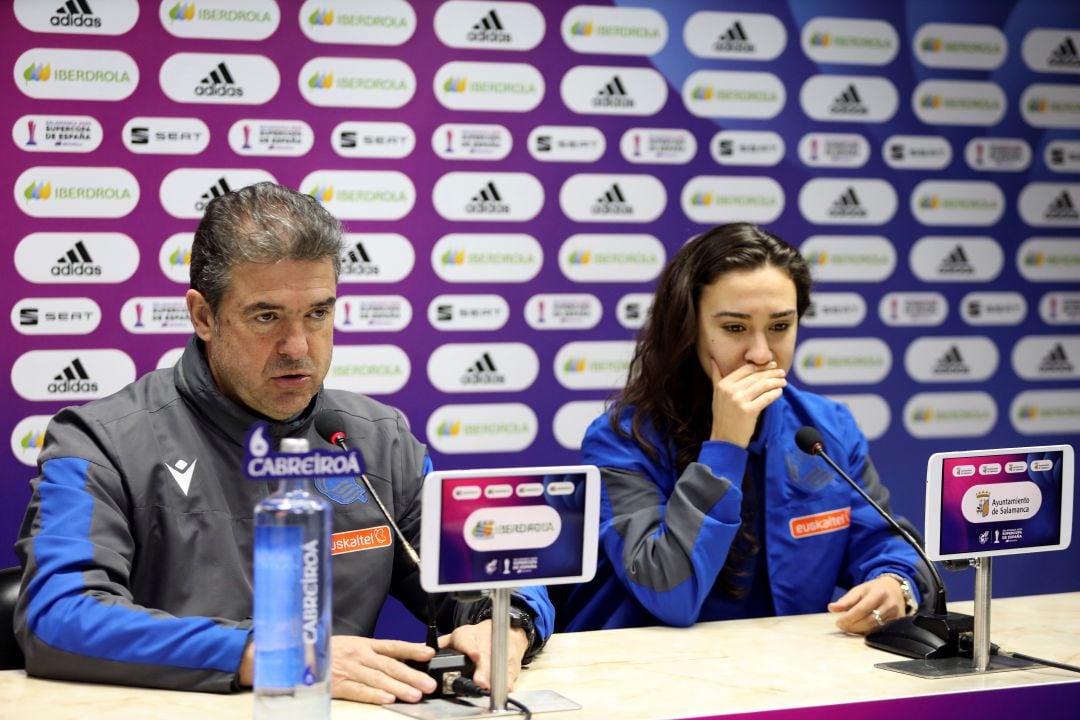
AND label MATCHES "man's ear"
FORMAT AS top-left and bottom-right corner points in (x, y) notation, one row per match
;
(186, 289), (214, 341)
